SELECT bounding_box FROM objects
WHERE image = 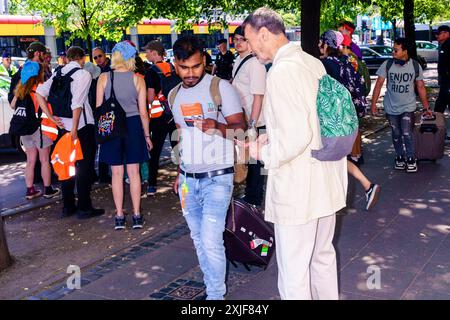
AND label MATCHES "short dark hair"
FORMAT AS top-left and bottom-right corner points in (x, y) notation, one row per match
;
(173, 36), (204, 61)
(242, 7), (285, 36)
(394, 37), (408, 51)
(92, 47), (105, 54)
(67, 46), (85, 60)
